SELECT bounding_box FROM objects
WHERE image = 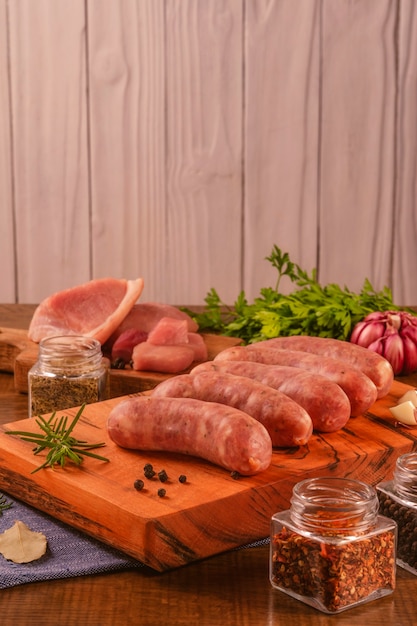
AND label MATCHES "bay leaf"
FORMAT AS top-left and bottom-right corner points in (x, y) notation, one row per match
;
(0, 520), (47, 563)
